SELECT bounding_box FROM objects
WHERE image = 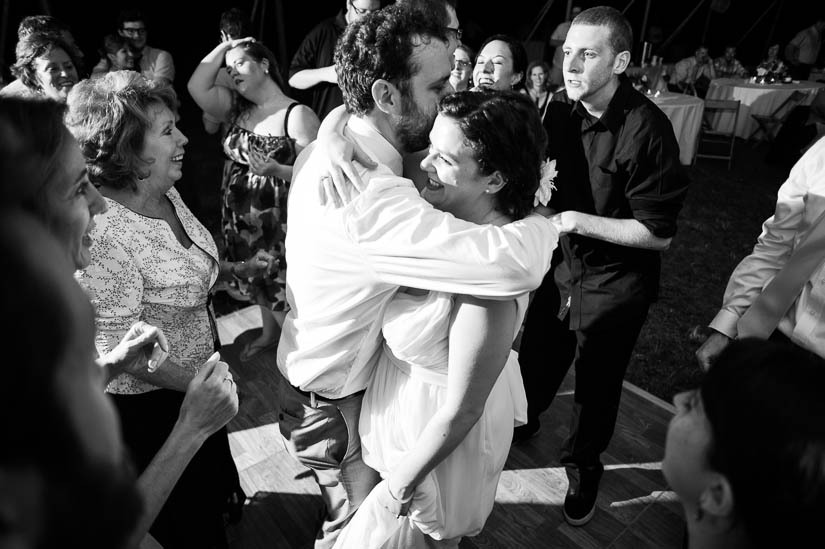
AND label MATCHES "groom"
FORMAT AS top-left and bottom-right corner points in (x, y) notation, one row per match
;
(275, 3), (559, 548)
